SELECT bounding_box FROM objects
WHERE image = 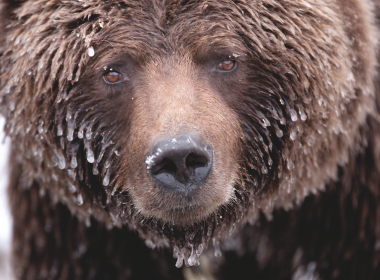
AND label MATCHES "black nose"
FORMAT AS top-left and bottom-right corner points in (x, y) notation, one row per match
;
(146, 135), (213, 196)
